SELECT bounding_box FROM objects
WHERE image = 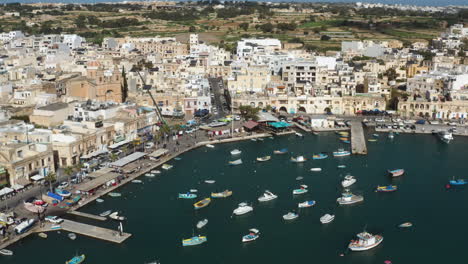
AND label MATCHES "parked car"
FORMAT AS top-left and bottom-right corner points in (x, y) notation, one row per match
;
(45, 216), (63, 224)
(145, 142), (154, 149)
(58, 182), (69, 189)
